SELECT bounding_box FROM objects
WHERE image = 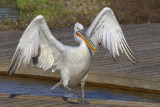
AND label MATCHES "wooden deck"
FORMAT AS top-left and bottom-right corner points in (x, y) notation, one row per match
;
(0, 93), (159, 107)
(0, 23), (160, 92)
